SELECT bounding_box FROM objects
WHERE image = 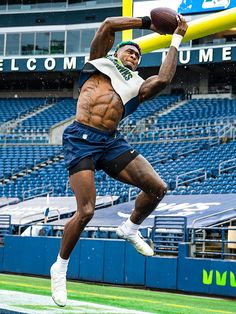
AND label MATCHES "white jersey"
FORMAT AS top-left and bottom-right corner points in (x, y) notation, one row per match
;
(79, 56), (144, 118)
